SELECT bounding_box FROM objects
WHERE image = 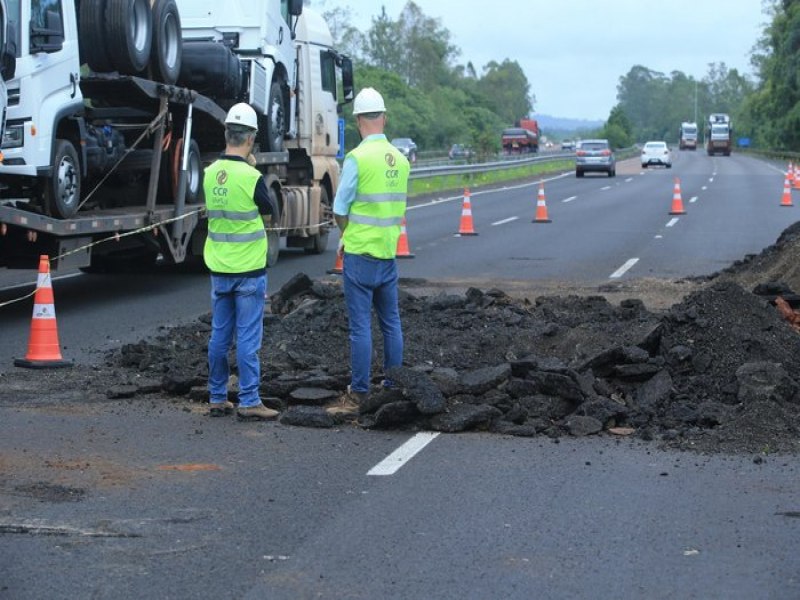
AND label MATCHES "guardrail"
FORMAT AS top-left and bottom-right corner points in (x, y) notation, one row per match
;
(409, 152), (574, 180)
